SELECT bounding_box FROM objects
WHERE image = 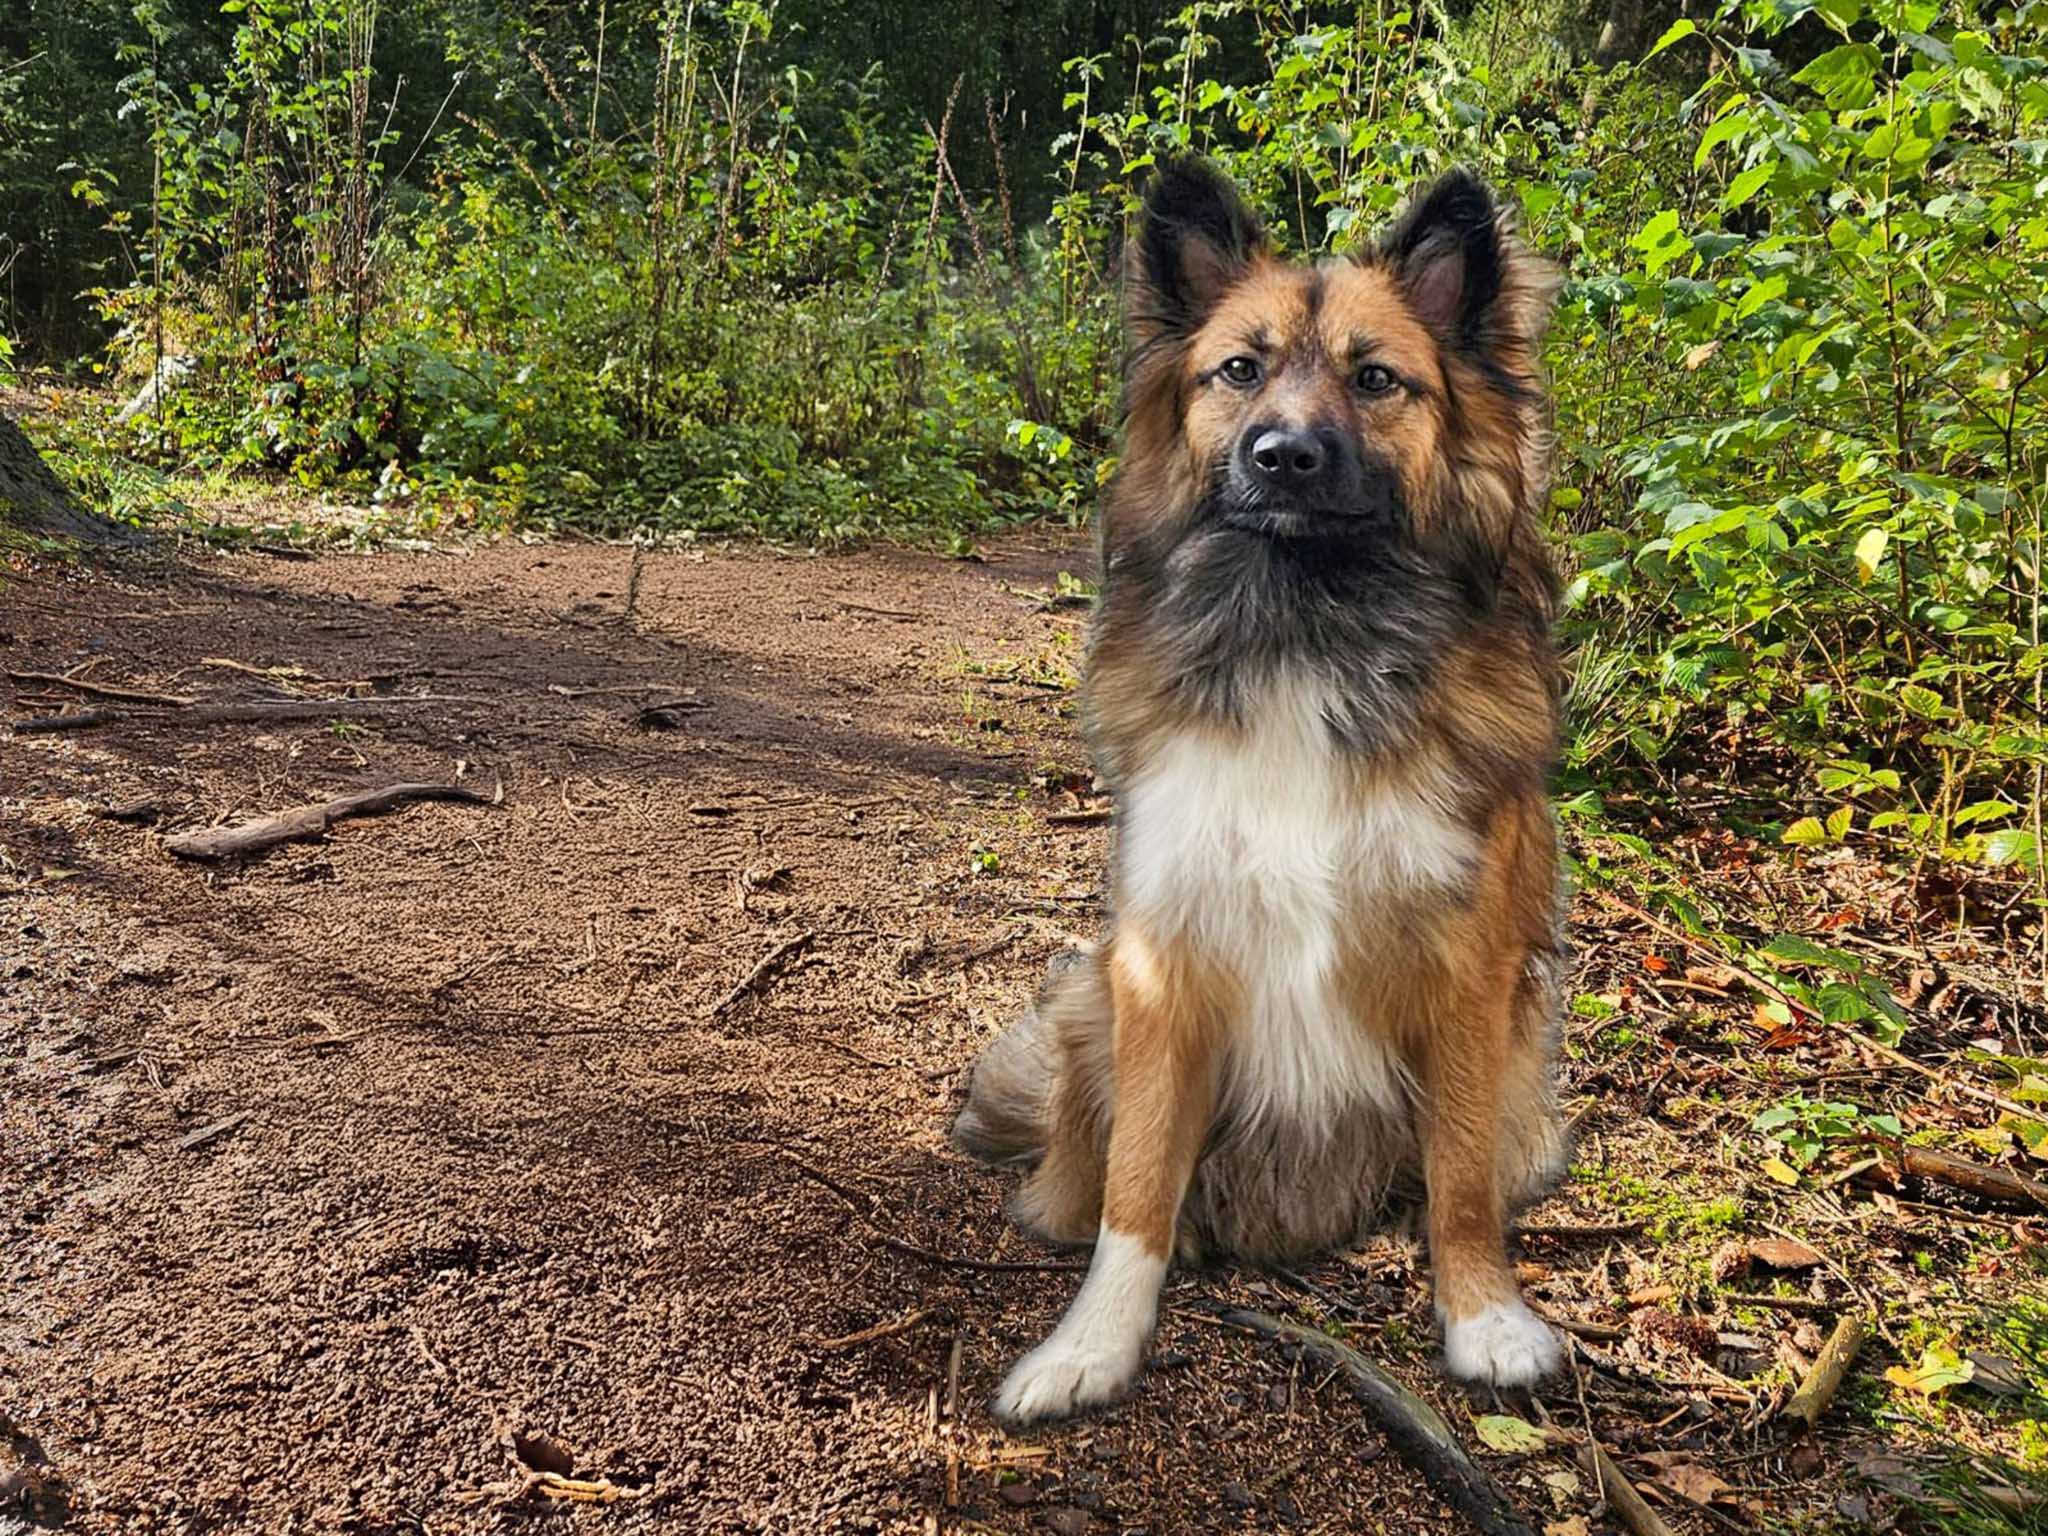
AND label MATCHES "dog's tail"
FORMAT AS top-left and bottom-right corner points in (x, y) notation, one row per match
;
(952, 946), (1100, 1167)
